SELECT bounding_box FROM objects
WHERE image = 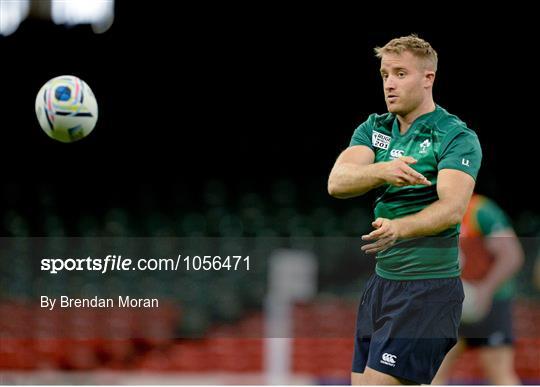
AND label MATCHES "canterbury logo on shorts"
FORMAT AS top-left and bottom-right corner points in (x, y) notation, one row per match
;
(380, 353), (397, 367)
